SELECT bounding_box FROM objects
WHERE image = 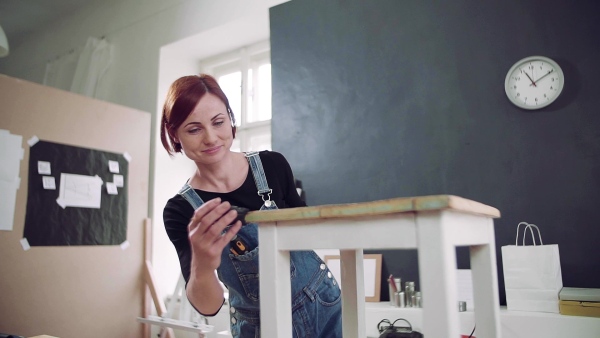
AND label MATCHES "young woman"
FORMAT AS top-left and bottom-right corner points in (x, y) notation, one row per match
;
(161, 74), (342, 337)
